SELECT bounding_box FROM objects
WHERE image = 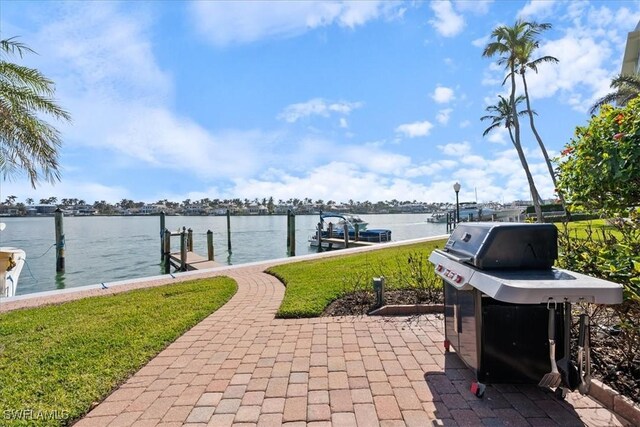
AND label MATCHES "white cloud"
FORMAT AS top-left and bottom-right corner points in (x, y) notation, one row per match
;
(436, 108), (453, 125)
(188, 1), (401, 46)
(339, 118), (348, 128)
(429, 0), (464, 37)
(485, 126), (509, 145)
(454, 0), (493, 15)
(395, 120), (434, 138)
(472, 35), (490, 48)
(278, 98), (363, 123)
(431, 86), (455, 104)
(459, 120), (471, 128)
(438, 141), (471, 156)
(517, 0), (557, 20)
